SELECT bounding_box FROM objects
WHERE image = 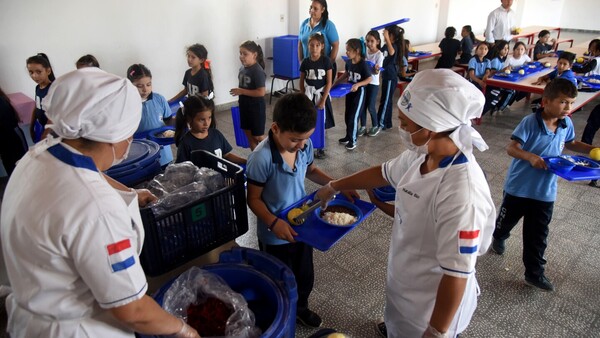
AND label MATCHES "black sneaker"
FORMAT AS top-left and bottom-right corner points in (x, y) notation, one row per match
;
(338, 137), (350, 144)
(490, 237), (505, 255)
(525, 275), (555, 291)
(589, 180), (599, 188)
(314, 149), (326, 159)
(375, 318), (387, 337)
(357, 126), (367, 136)
(345, 142), (357, 150)
(297, 309), (322, 328)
